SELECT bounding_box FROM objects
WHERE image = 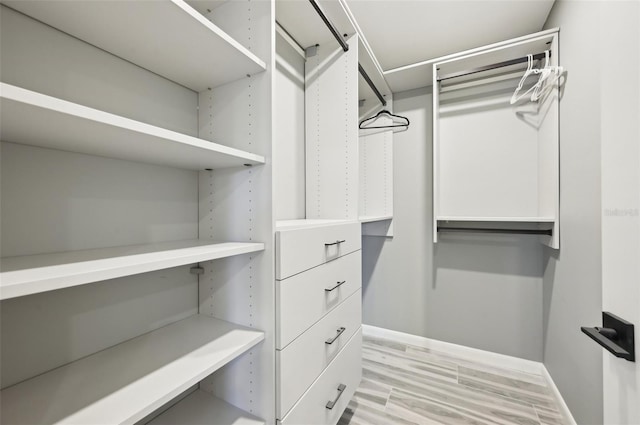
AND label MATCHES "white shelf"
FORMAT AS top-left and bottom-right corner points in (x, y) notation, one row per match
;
(0, 83), (265, 170)
(437, 216), (555, 223)
(3, 0), (265, 92)
(275, 219), (358, 230)
(0, 240), (264, 300)
(0, 314), (264, 425)
(149, 390), (264, 425)
(359, 215), (393, 223)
